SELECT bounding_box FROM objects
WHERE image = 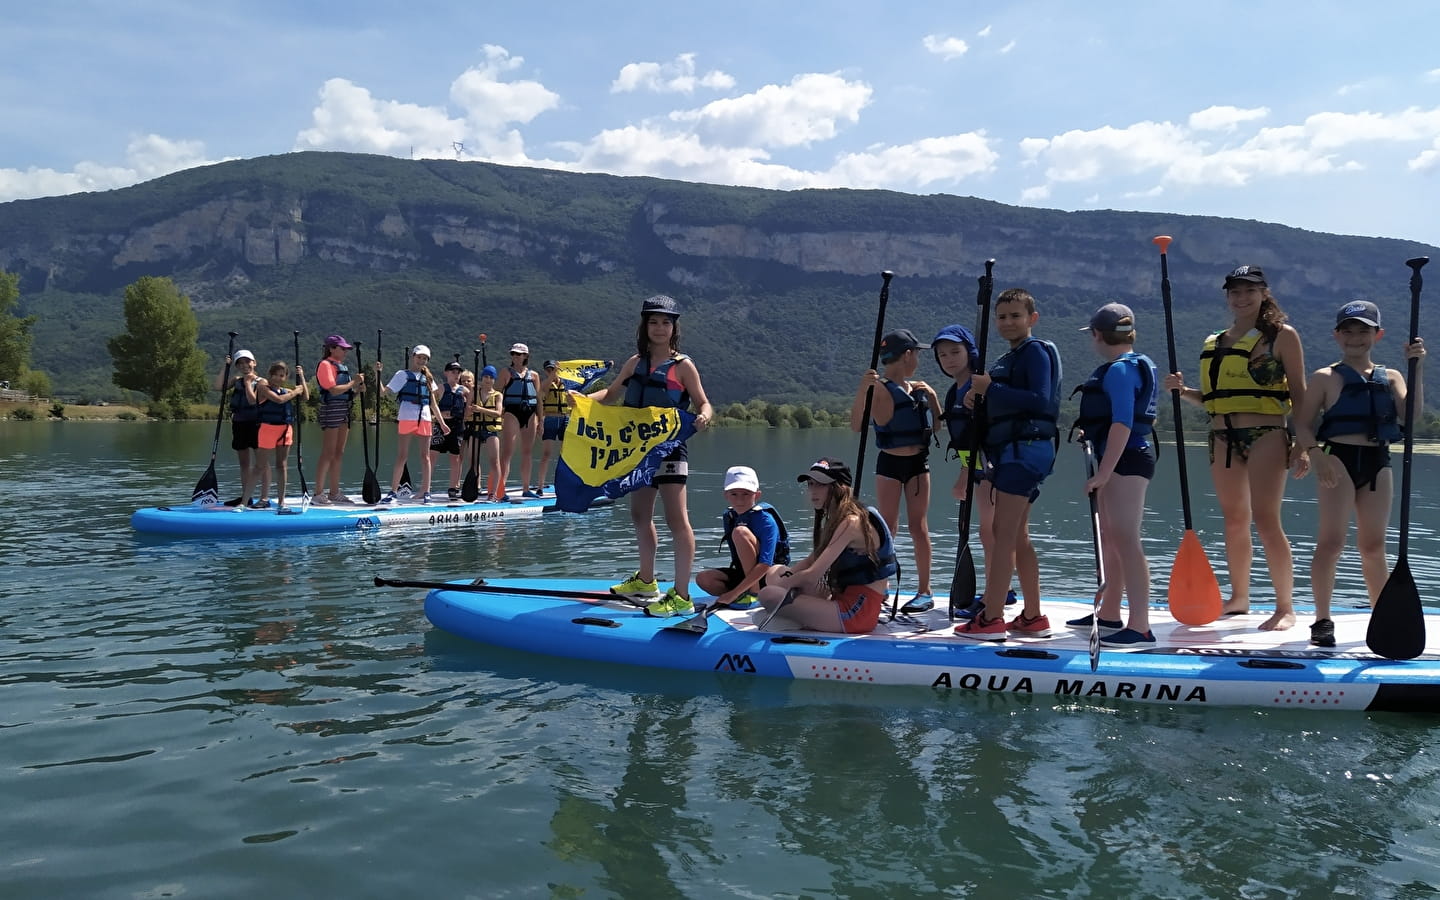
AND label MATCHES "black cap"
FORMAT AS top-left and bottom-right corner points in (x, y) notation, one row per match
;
(444, 361), (463, 372)
(641, 295), (680, 317)
(796, 457), (853, 486)
(1336, 299), (1381, 328)
(1224, 265), (1267, 287)
(543, 360), (558, 369)
(878, 328), (929, 361)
